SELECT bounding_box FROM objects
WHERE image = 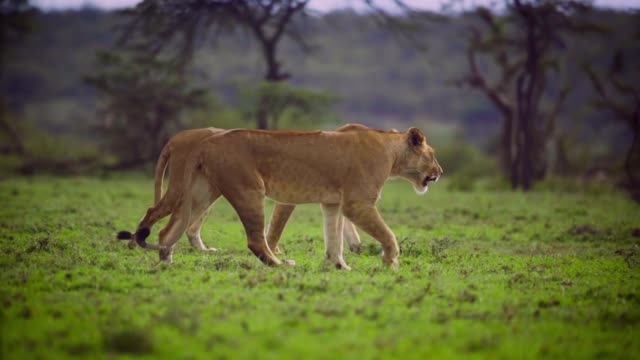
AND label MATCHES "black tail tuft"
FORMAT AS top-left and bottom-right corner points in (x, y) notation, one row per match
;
(135, 227), (151, 247)
(117, 231), (133, 240)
